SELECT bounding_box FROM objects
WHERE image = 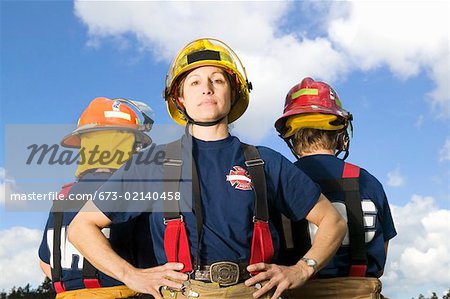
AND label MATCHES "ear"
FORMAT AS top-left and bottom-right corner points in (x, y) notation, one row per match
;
(177, 96), (185, 106)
